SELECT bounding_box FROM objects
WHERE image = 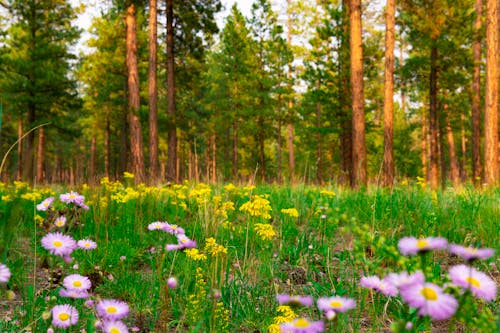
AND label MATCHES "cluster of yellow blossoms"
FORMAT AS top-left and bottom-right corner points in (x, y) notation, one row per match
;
(268, 306), (297, 333)
(239, 194), (272, 219)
